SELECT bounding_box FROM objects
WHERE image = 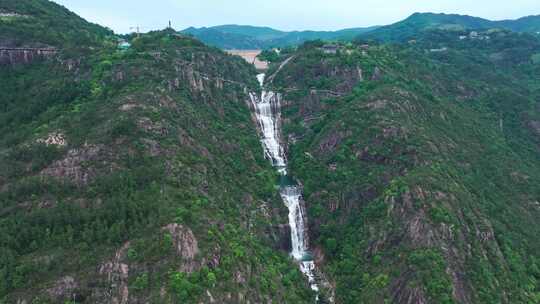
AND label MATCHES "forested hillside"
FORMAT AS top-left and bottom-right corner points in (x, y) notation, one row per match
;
(268, 30), (540, 303)
(0, 1), (314, 303)
(0, 0), (111, 49)
(2, 0), (540, 303)
(361, 12), (540, 42)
